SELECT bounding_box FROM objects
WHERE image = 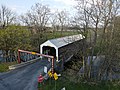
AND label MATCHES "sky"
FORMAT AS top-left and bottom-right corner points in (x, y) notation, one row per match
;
(0, 0), (77, 15)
